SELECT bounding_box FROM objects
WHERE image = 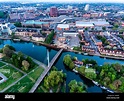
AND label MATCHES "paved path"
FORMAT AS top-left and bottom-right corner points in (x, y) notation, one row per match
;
(0, 61), (26, 75)
(0, 74), (27, 93)
(29, 49), (63, 93)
